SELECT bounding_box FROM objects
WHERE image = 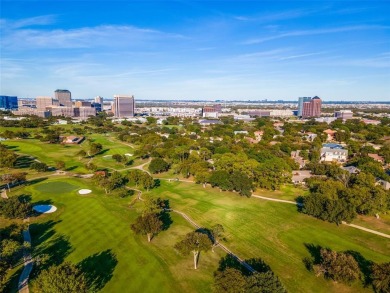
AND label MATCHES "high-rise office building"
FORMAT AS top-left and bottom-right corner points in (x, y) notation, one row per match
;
(0, 96), (18, 110)
(36, 96), (53, 109)
(113, 95), (135, 118)
(297, 97), (311, 116)
(54, 89), (72, 107)
(94, 96), (103, 104)
(302, 96), (322, 118)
